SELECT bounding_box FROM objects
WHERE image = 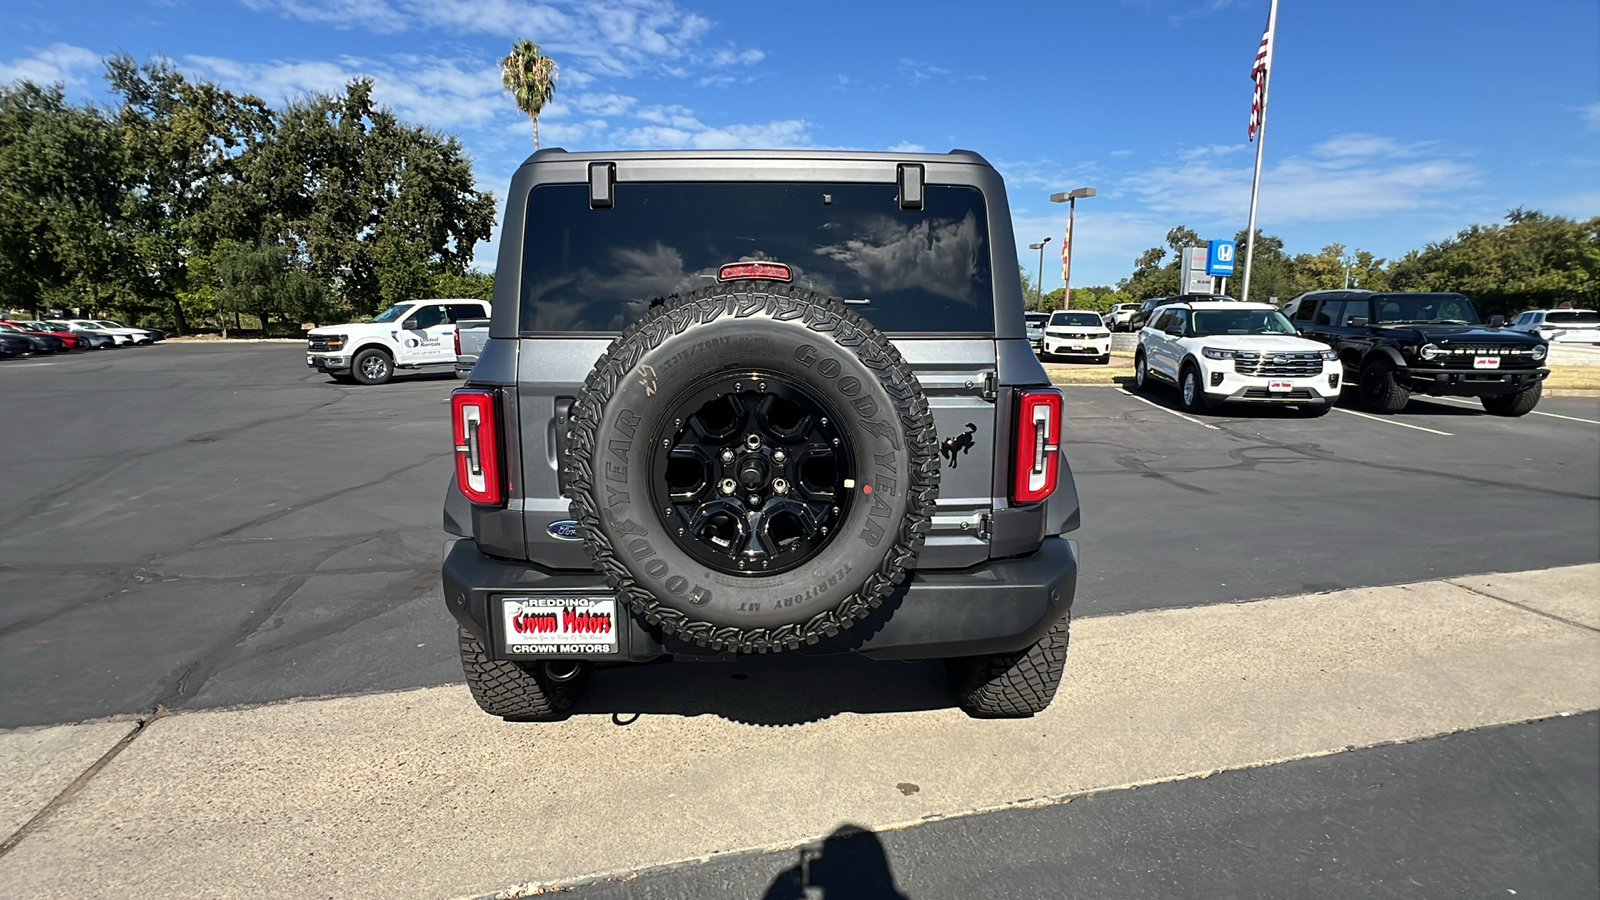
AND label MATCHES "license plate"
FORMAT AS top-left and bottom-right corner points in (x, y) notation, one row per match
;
(1268, 380), (1292, 392)
(1474, 356), (1500, 369)
(501, 596), (618, 655)
(1071, 345), (1087, 351)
